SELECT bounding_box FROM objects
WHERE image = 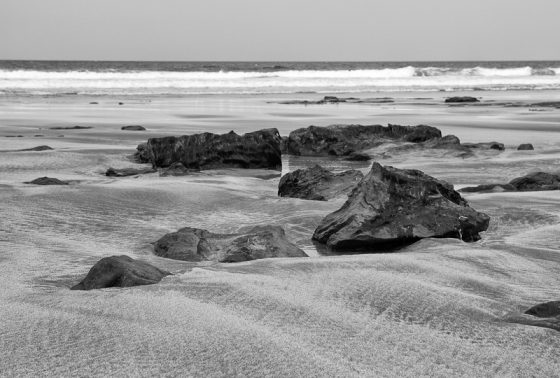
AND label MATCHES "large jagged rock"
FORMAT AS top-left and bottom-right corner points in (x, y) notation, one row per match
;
(460, 172), (560, 193)
(71, 255), (170, 290)
(284, 124), (442, 157)
(25, 177), (69, 185)
(141, 128), (282, 170)
(312, 163), (490, 251)
(278, 165), (364, 201)
(154, 225), (307, 263)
